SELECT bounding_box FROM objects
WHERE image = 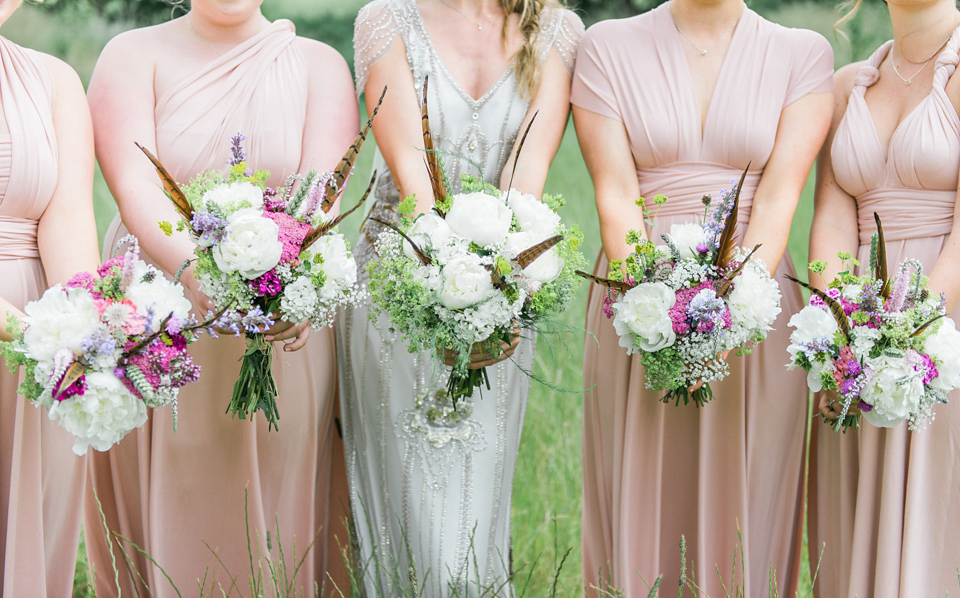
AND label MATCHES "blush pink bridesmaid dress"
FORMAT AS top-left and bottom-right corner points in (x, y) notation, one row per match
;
(809, 31), (960, 598)
(572, 5), (832, 596)
(83, 21), (349, 596)
(0, 36), (86, 597)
